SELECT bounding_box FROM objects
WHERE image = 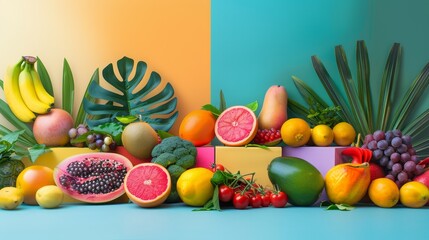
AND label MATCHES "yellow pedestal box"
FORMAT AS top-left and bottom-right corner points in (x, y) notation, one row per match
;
(215, 146), (283, 189)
